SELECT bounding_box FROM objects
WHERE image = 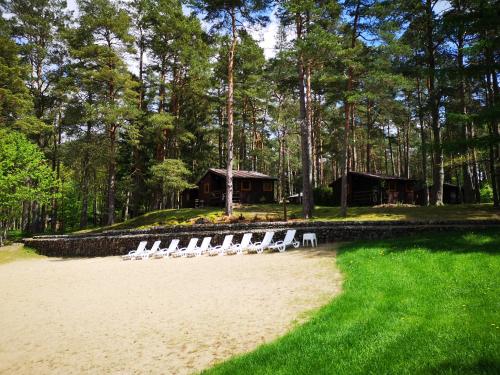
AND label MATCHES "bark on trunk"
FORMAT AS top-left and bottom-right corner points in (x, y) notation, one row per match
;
(366, 100), (372, 173)
(417, 77), (429, 205)
(340, 0), (361, 217)
(454, 11), (475, 203)
(106, 126), (117, 226)
(225, 7), (237, 216)
(80, 117), (92, 228)
(426, 0), (444, 205)
(296, 13), (314, 219)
